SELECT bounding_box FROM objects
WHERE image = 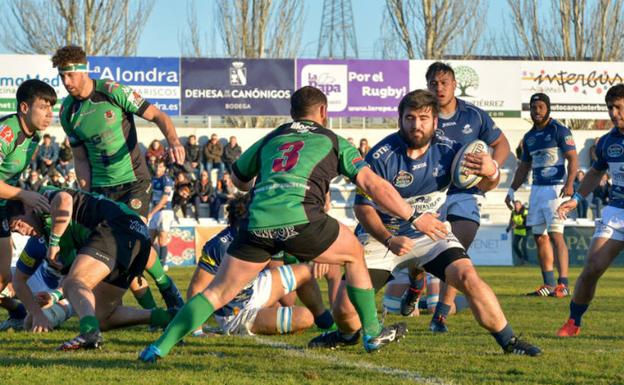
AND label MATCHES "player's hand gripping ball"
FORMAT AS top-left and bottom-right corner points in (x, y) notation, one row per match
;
(451, 139), (488, 189)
